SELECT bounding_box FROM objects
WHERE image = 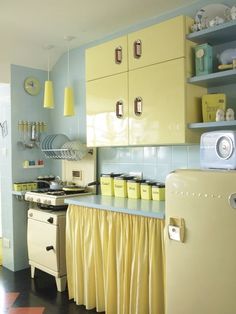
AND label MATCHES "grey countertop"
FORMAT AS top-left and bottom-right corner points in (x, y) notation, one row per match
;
(65, 195), (165, 219)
